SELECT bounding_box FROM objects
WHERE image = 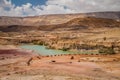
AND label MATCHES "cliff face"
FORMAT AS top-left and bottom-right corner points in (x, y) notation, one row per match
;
(0, 11), (119, 26)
